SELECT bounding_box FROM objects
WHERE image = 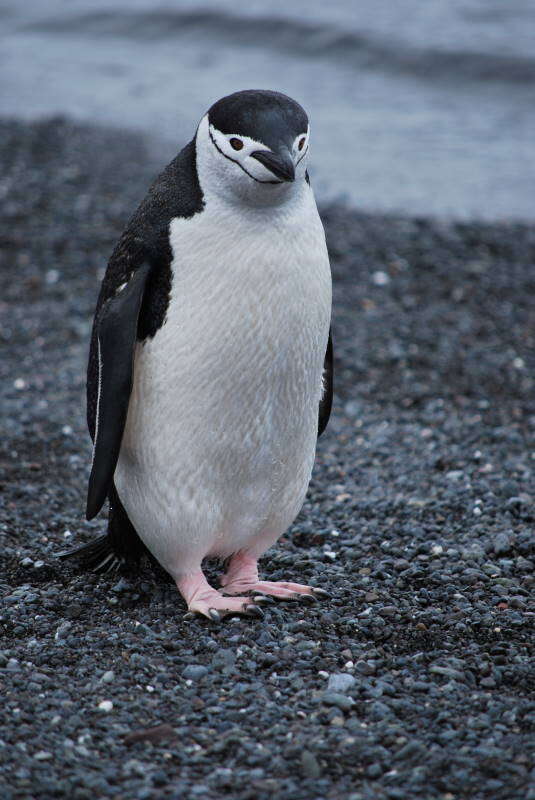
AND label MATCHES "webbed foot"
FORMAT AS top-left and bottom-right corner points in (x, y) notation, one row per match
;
(177, 571), (263, 622)
(220, 552), (329, 603)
